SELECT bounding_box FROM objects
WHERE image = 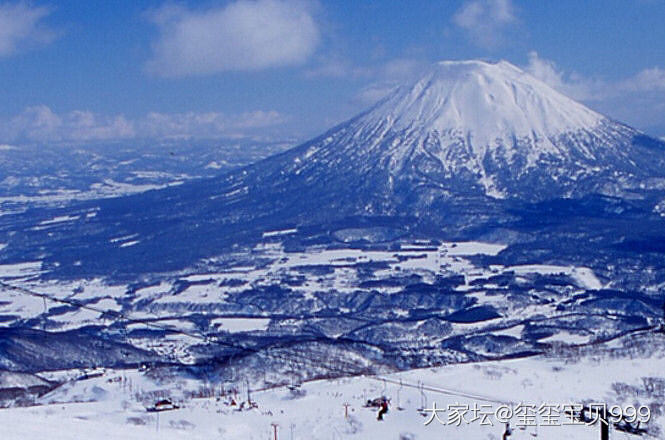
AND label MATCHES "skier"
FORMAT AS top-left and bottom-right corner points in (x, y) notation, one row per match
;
(377, 399), (389, 421)
(502, 422), (512, 440)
